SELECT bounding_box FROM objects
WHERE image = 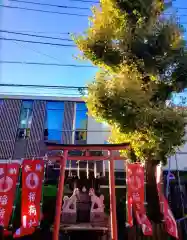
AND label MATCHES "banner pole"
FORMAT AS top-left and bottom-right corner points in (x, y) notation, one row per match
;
(53, 150), (67, 240)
